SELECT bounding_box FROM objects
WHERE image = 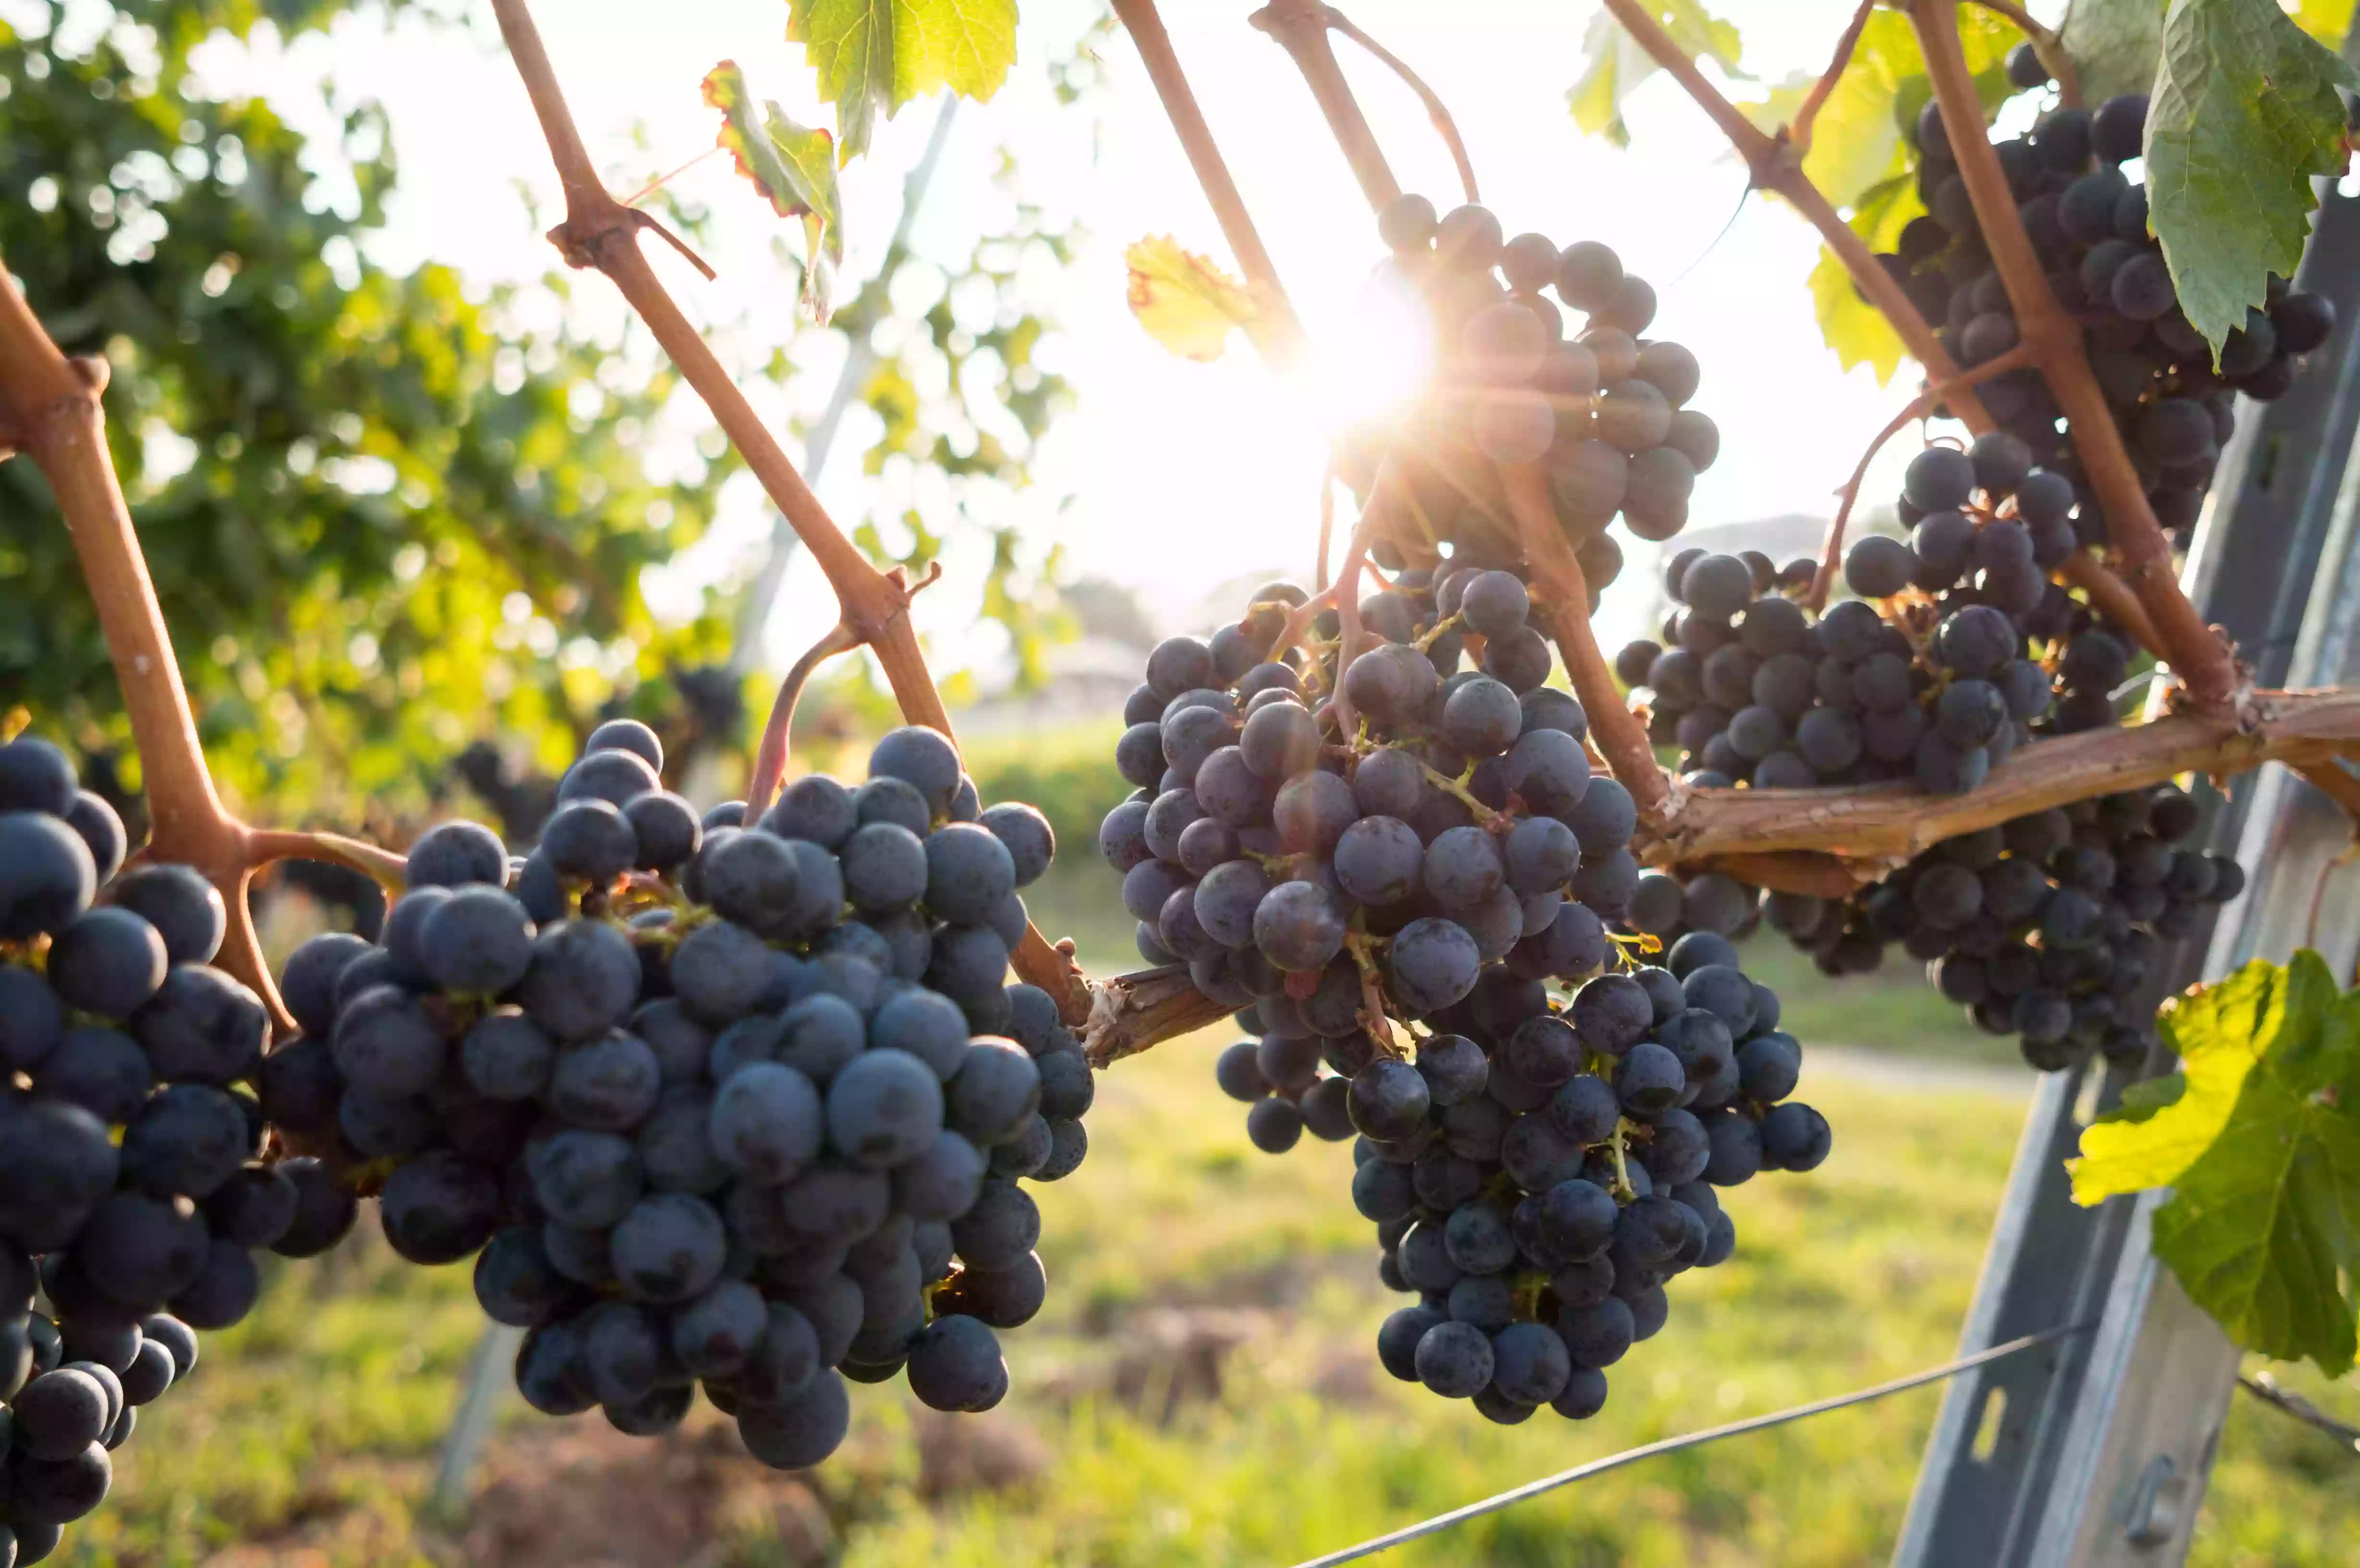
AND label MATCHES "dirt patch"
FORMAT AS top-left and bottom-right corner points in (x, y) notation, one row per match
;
(457, 1415), (833, 1568)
